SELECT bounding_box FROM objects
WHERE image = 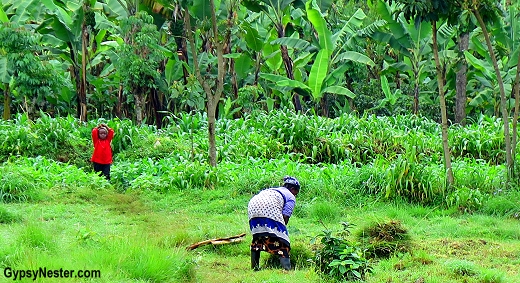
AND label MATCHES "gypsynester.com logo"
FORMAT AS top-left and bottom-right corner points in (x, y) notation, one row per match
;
(3, 267), (101, 281)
